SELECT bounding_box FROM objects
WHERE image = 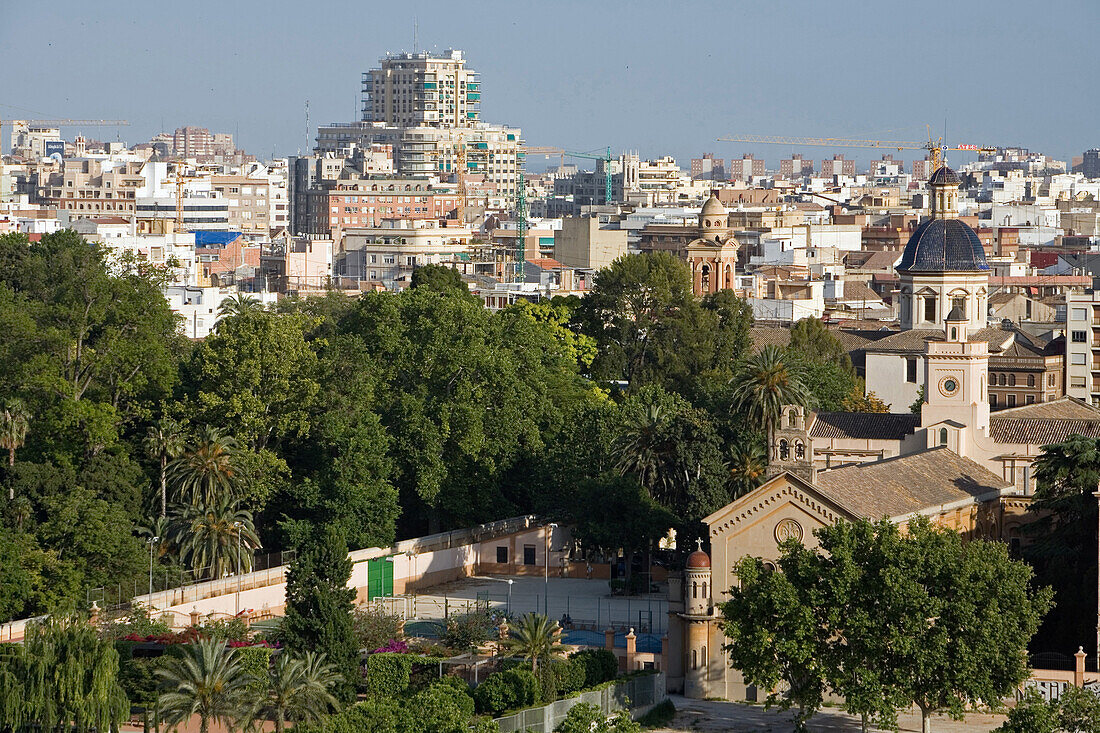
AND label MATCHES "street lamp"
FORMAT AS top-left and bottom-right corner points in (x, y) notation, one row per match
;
(234, 521), (243, 617)
(507, 579), (514, 616)
(544, 523), (558, 617)
(146, 536), (159, 596)
(1093, 489), (1100, 669)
